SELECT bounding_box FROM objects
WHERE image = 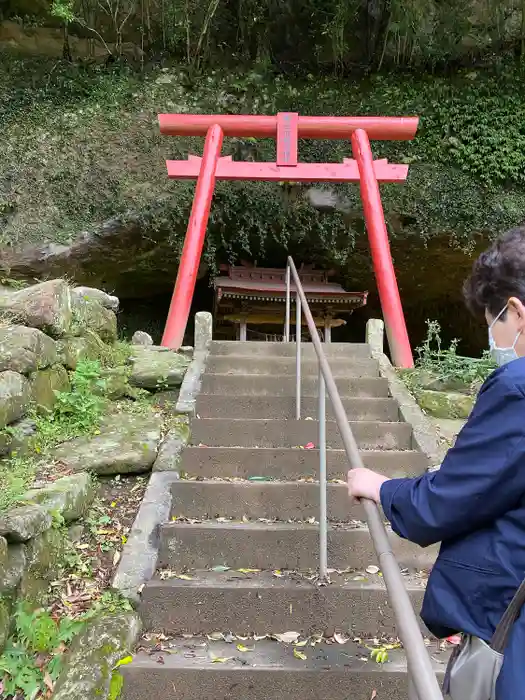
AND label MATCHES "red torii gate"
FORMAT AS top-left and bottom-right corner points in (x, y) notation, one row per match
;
(158, 112), (418, 367)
